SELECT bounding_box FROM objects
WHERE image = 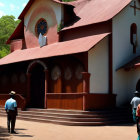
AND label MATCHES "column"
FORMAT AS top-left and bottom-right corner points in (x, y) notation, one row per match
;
(26, 73), (31, 106)
(82, 72), (91, 111)
(82, 72), (91, 93)
(44, 69), (48, 109)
